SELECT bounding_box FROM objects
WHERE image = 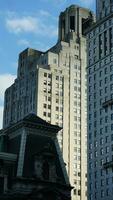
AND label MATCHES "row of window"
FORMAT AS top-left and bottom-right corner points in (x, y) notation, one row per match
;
(88, 18), (113, 40)
(89, 135), (113, 149)
(89, 147), (113, 159)
(89, 75), (113, 87)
